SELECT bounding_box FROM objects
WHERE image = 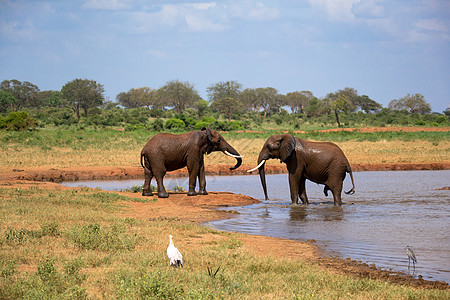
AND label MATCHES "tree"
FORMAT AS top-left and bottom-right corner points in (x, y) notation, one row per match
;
(159, 80), (200, 113)
(355, 95), (382, 113)
(210, 97), (243, 120)
(207, 81), (242, 104)
(117, 87), (159, 109)
(402, 93), (431, 114)
(329, 95), (353, 127)
(193, 99), (210, 118)
(0, 90), (17, 113)
(37, 91), (62, 107)
(255, 87), (281, 117)
(61, 79), (105, 120)
(304, 97), (329, 117)
(285, 91), (314, 114)
(240, 88), (259, 112)
(0, 79), (40, 111)
(388, 93), (431, 114)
